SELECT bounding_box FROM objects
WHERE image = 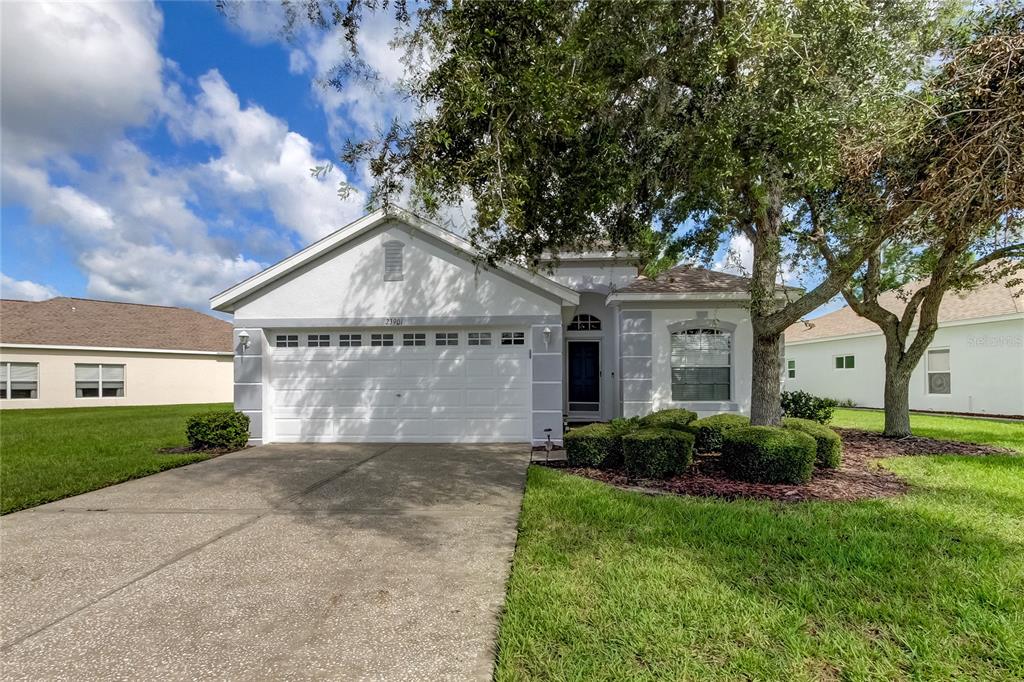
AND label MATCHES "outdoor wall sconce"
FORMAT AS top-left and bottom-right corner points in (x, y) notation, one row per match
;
(542, 327), (552, 348)
(238, 330), (251, 350)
